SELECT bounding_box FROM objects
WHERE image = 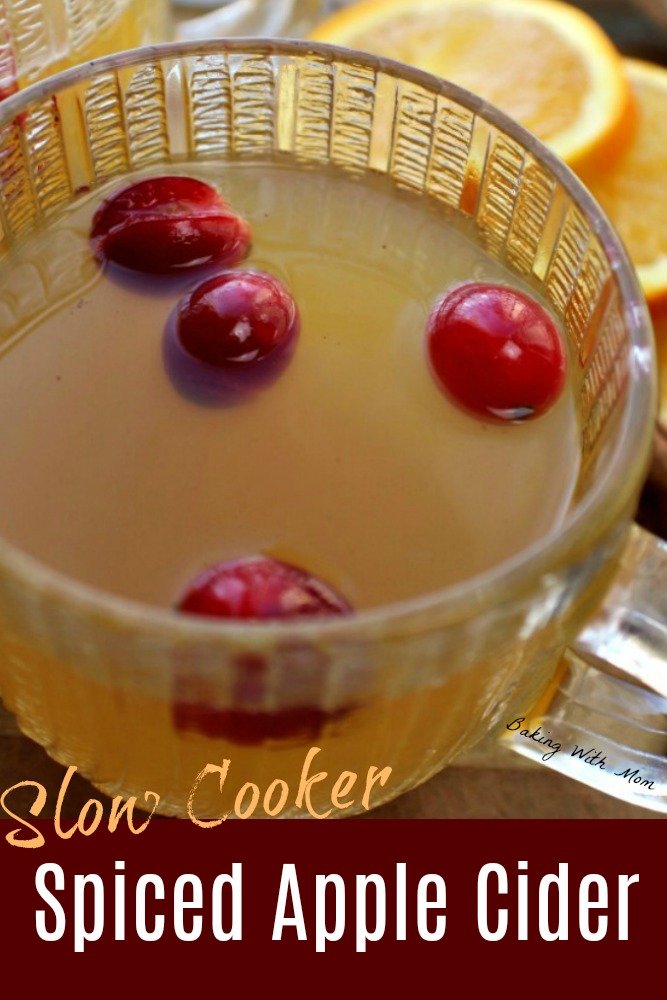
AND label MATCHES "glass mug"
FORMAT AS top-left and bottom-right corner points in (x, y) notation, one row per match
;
(0, 0), (164, 99)
(0, 40), (663, 819)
